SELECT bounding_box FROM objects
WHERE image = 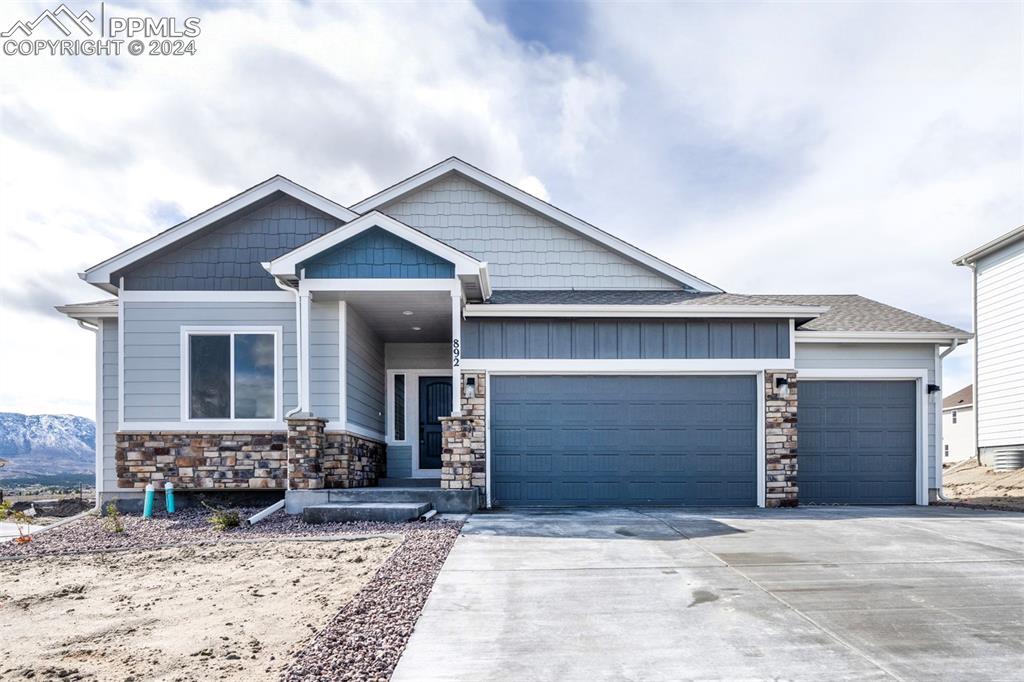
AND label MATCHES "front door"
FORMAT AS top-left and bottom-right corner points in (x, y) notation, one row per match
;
(419, 376), (452, 471)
